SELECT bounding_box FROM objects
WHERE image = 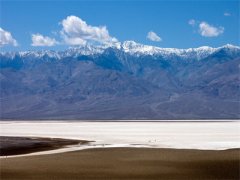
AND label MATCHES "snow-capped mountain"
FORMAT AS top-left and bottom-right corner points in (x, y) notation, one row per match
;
(1, 41), (239, 61)
(0, 42), (240, 120)
(121, 41), (218, 59)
